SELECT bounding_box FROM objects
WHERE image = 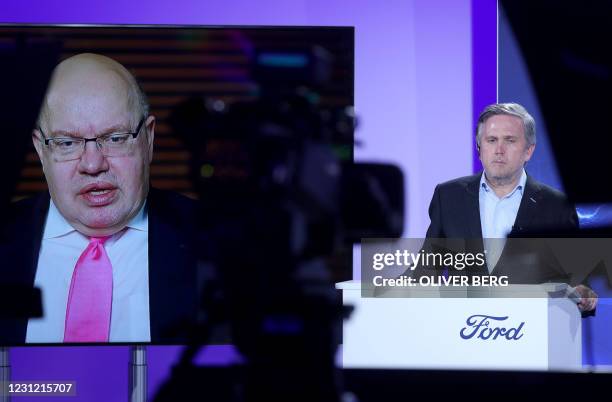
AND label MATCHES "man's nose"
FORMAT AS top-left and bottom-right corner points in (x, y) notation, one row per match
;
(495, 142), (505, 154)
(78, 141), (109, 174)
